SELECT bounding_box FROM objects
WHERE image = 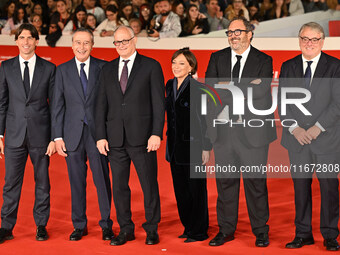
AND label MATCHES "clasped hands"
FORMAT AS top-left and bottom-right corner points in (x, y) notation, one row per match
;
(292, 126), (321, 146)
